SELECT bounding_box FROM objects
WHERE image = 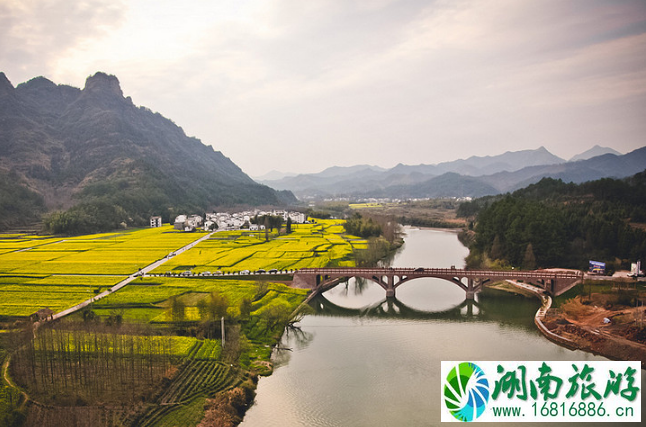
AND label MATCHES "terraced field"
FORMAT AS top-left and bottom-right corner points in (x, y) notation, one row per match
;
(137, 341), (243, 427)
